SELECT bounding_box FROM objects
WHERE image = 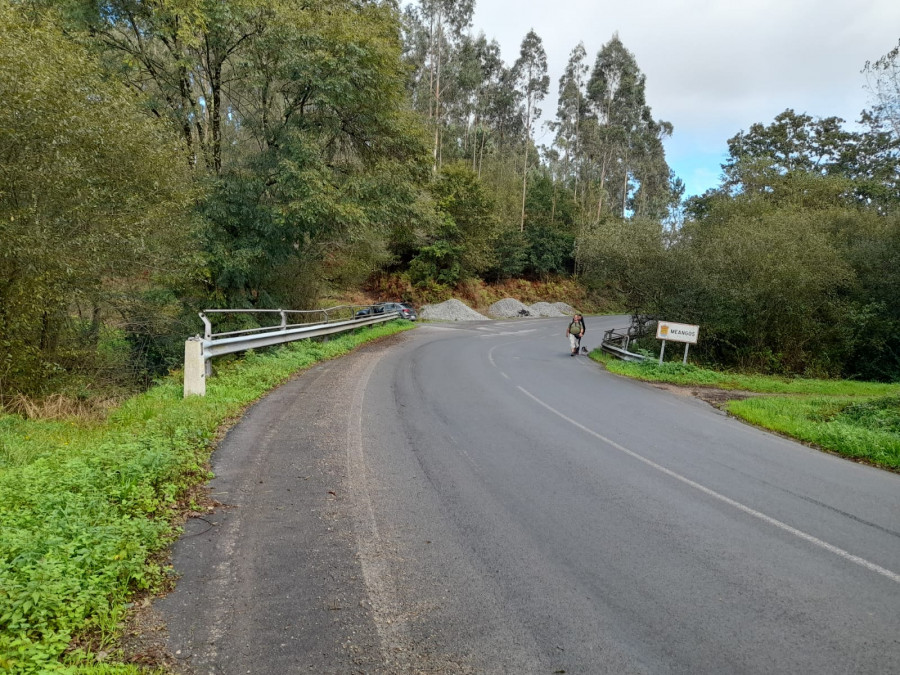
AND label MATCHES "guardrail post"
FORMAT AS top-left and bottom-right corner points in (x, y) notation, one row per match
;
(279, 309), (286, 331)
(199, 312), (212, 340)
(184, 337), (206, 397)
